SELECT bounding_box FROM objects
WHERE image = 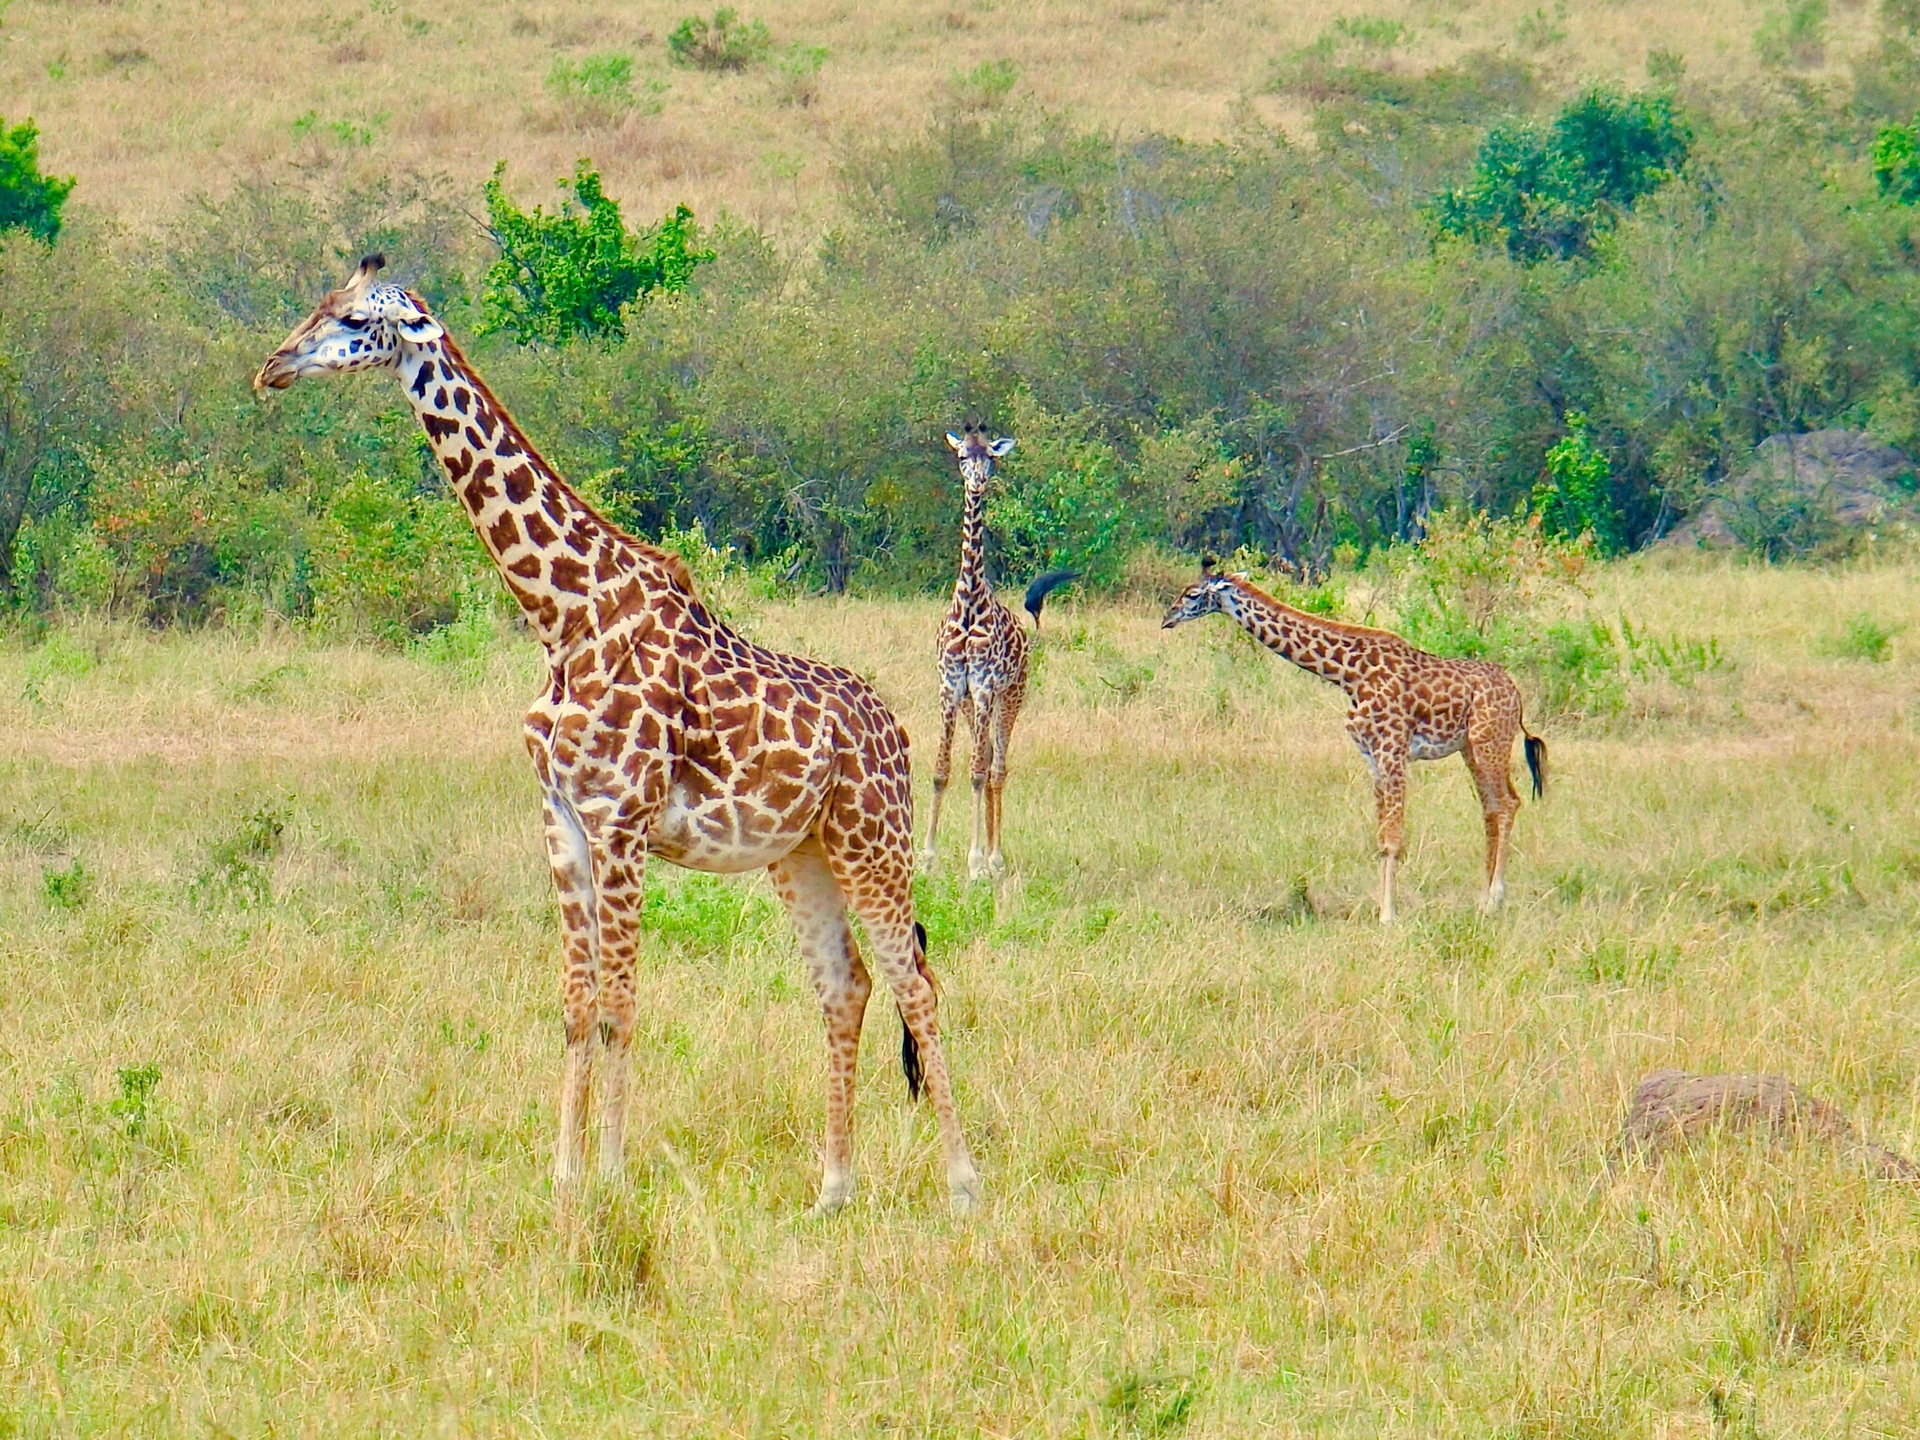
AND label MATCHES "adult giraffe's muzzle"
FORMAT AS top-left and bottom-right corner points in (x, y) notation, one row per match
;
(251, 350), (300, 392)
